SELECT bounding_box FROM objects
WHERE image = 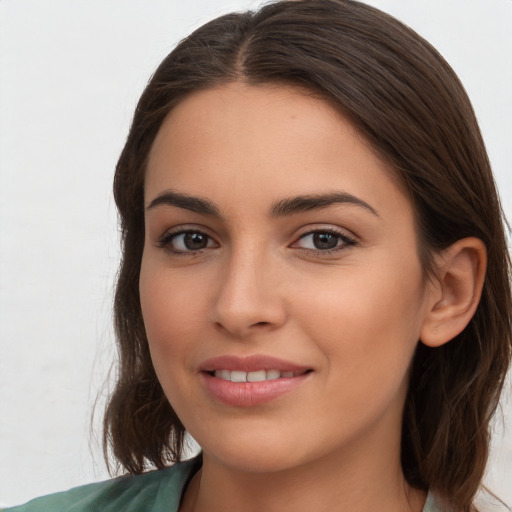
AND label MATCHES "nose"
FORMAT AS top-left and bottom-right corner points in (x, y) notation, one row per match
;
(210, 246), (287, 338)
